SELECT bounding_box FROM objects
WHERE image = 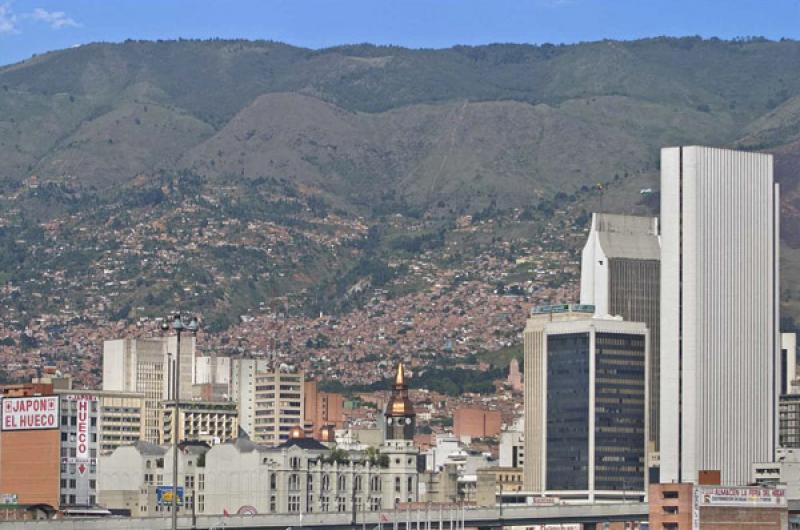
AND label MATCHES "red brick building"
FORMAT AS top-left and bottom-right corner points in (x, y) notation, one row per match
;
(649, 483), (787, 530)
(304, 381), (345, 437)
(453, 407), (502, 438)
